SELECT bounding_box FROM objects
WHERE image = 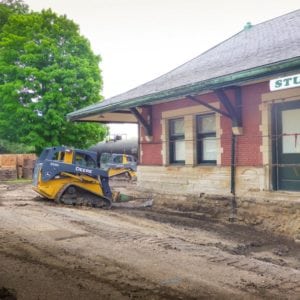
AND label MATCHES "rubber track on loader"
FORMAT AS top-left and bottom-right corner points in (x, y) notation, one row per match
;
(57, 185), (112, 209)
